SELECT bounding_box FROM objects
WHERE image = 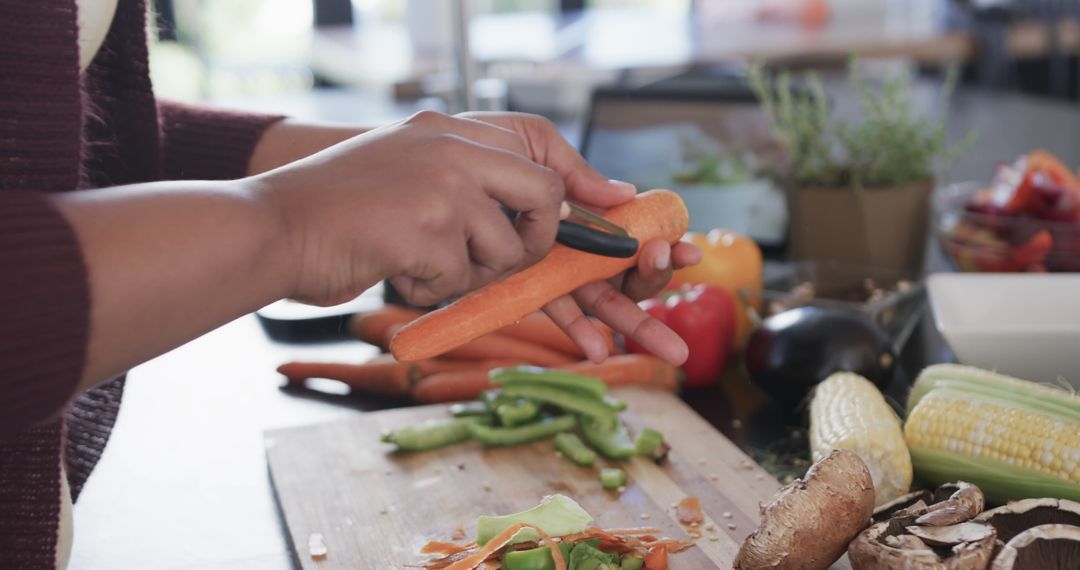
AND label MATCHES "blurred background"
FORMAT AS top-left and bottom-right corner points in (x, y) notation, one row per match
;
(148, 0), (1080, 124)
